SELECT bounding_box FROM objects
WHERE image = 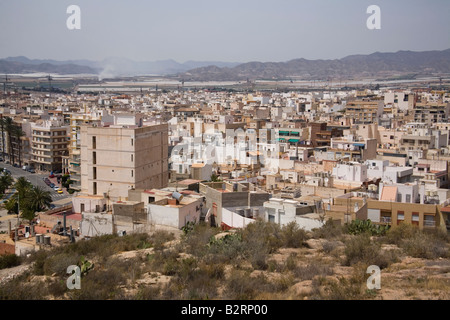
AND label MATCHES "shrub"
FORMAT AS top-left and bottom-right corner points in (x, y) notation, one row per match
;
(70, 258), (128, 300)
(311, 219), (343, 240)
(280, 222), (308, 248)
(293, 263), (334, 281)
(135, 285), (161, 300)
(207, 232), (246, 264)
(344, 234), (397, 269)
(384, 223), (420, 245)
(401, 232), (449, 259)
(181, 223), (221, 257)
(43, 253), (79, 276)
(47, 279), (68, 297)
(0, 254), (21, 270)
(0, 274), (48, 300)
(239, 220), (283, 254)
(151, 230), (175, 250)
(224, 270), (262, 300)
